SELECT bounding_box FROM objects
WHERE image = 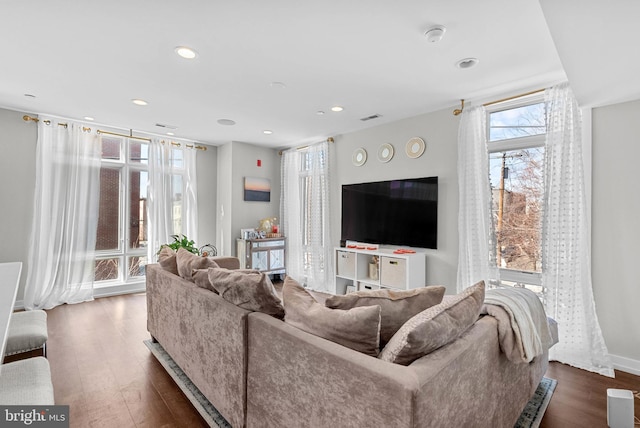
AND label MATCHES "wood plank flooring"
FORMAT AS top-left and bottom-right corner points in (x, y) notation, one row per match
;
(40, 292), (639, 427)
